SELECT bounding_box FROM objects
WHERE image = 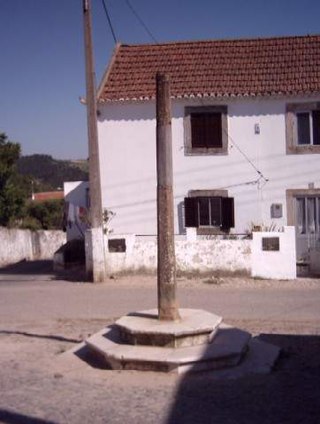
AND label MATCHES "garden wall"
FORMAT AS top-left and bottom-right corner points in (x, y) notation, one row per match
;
(0, 227), (66, 266)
